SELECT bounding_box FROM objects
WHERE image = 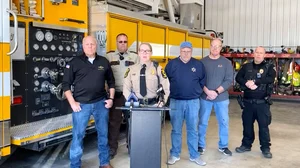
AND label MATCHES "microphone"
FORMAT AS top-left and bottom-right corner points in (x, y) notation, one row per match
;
(156, 84), (164, 94)
(125, 92), (140, 107)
